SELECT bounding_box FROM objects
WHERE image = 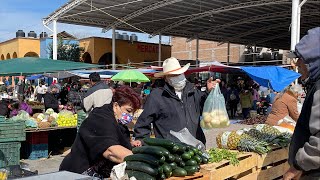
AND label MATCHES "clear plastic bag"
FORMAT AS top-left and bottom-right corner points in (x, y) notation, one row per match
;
(200, 84), (230, 129)
(169, 128), (209, 158)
